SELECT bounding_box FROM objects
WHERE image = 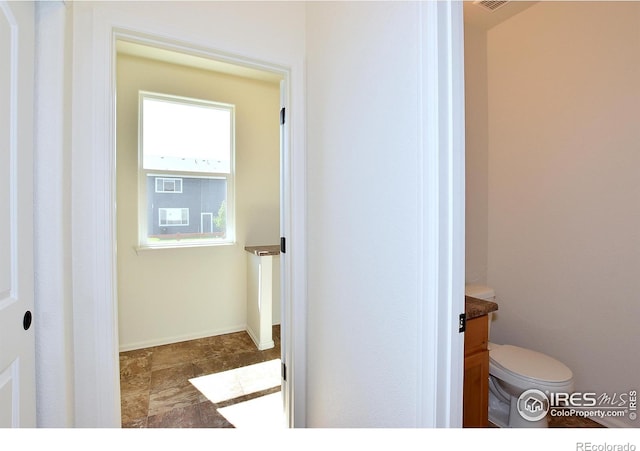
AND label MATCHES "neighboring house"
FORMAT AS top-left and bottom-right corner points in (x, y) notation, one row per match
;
(147, 176), (226, 238)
